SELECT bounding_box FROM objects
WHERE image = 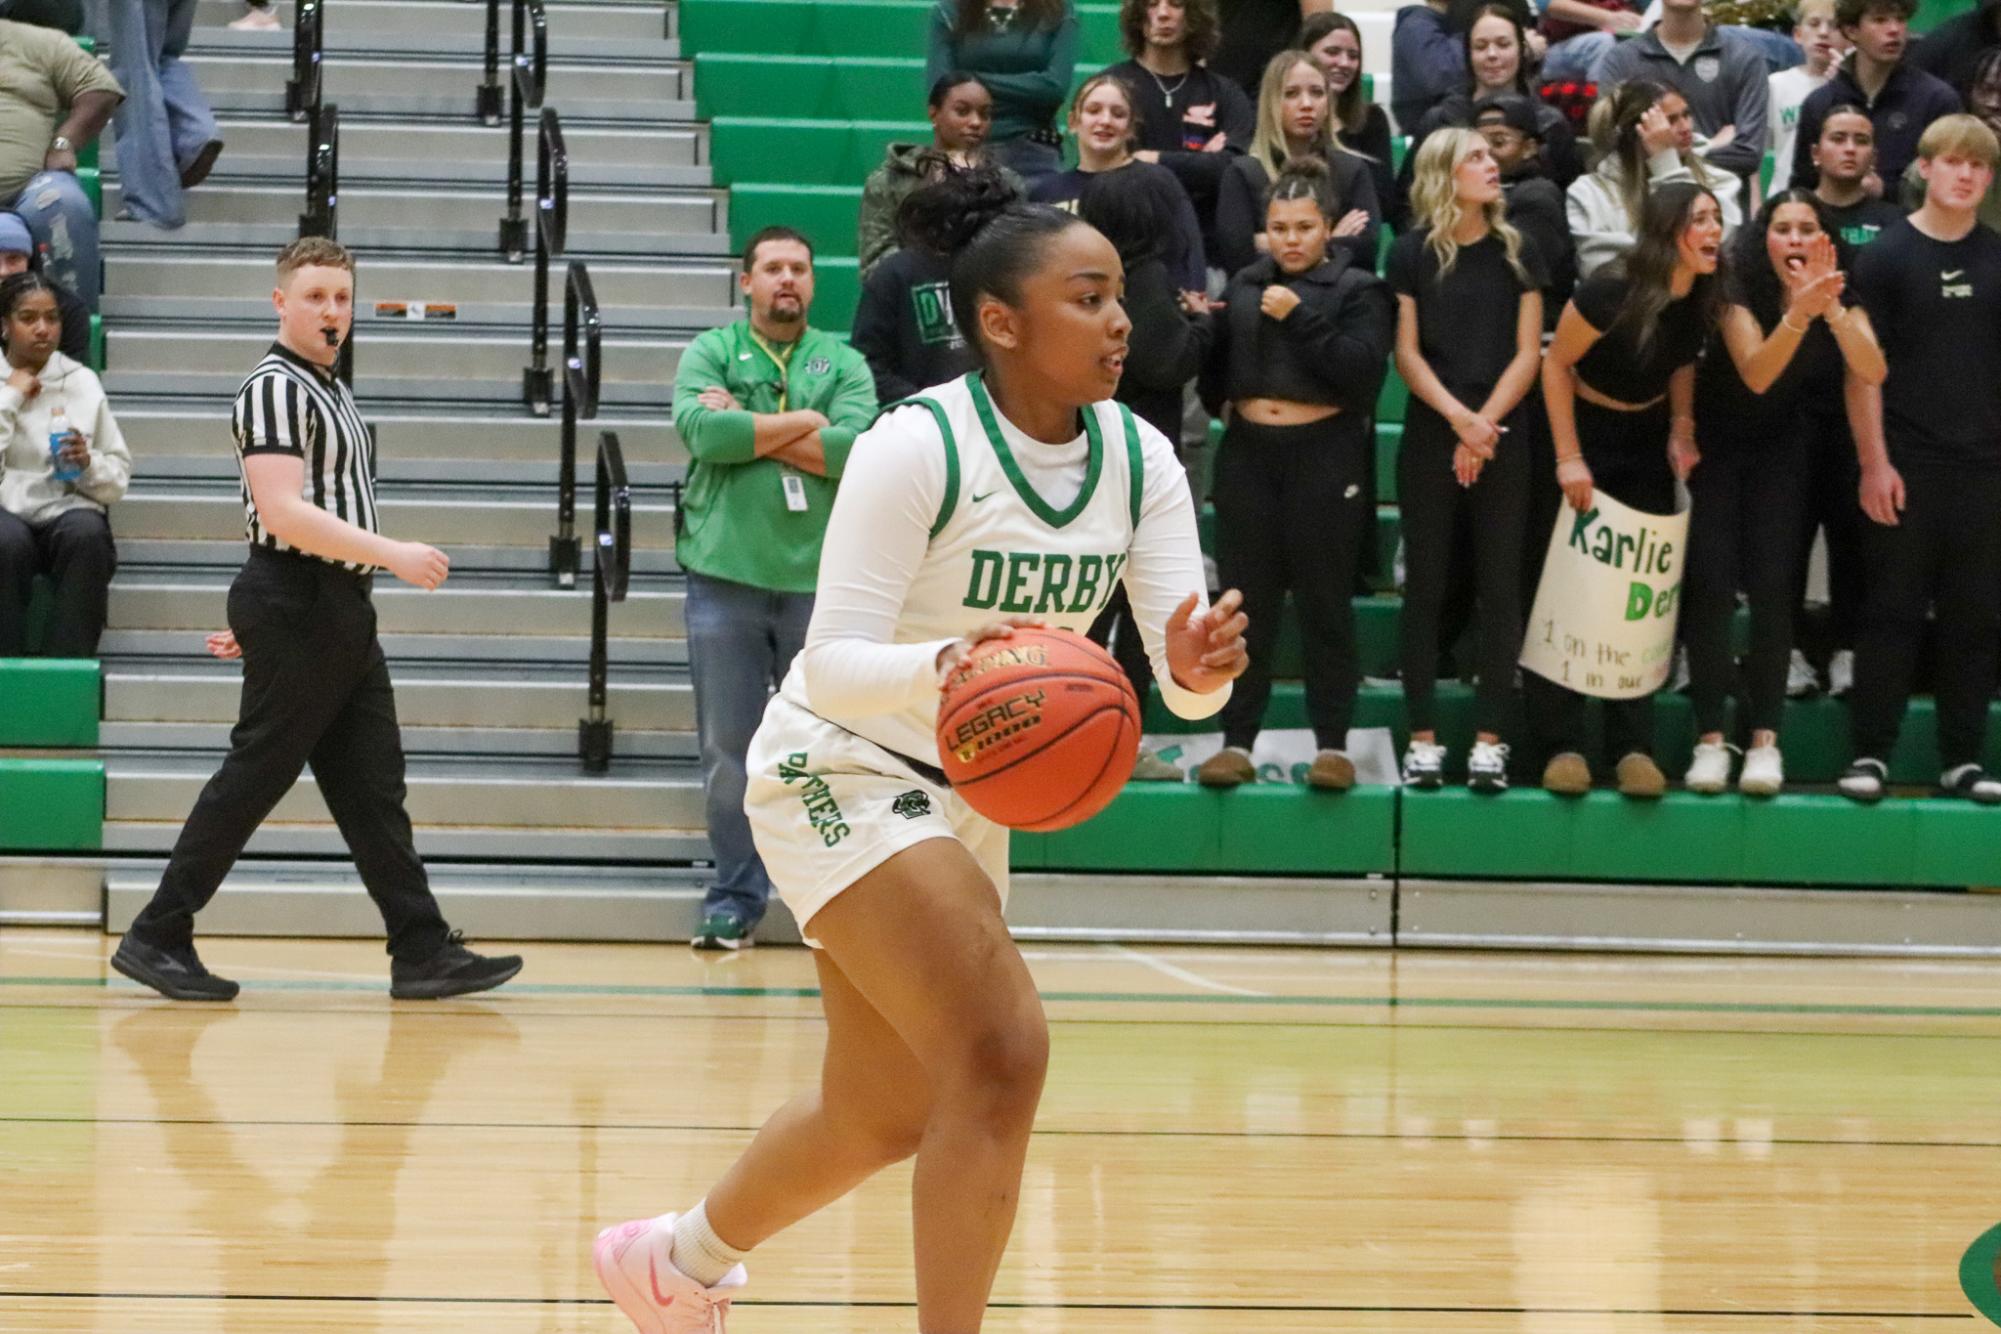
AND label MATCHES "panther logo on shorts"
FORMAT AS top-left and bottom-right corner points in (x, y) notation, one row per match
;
(891, 790), (932, 820)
